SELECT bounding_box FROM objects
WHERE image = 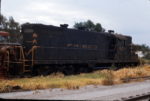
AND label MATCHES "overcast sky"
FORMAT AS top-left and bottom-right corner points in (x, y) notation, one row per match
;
(1, 0), (150, 46)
